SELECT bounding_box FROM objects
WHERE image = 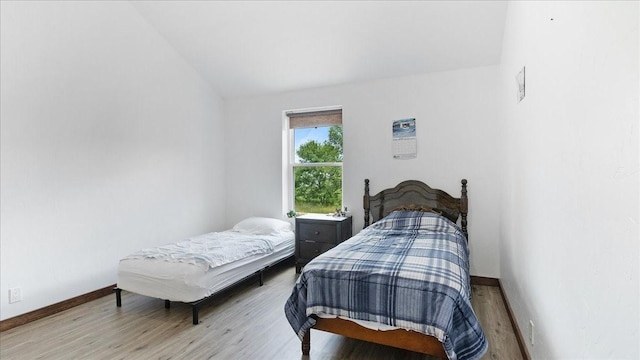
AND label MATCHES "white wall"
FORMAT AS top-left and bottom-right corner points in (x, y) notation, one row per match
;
(0, 2), (226, 320)
(499, 1), (639, 358)
(225, 66), (502, 277)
